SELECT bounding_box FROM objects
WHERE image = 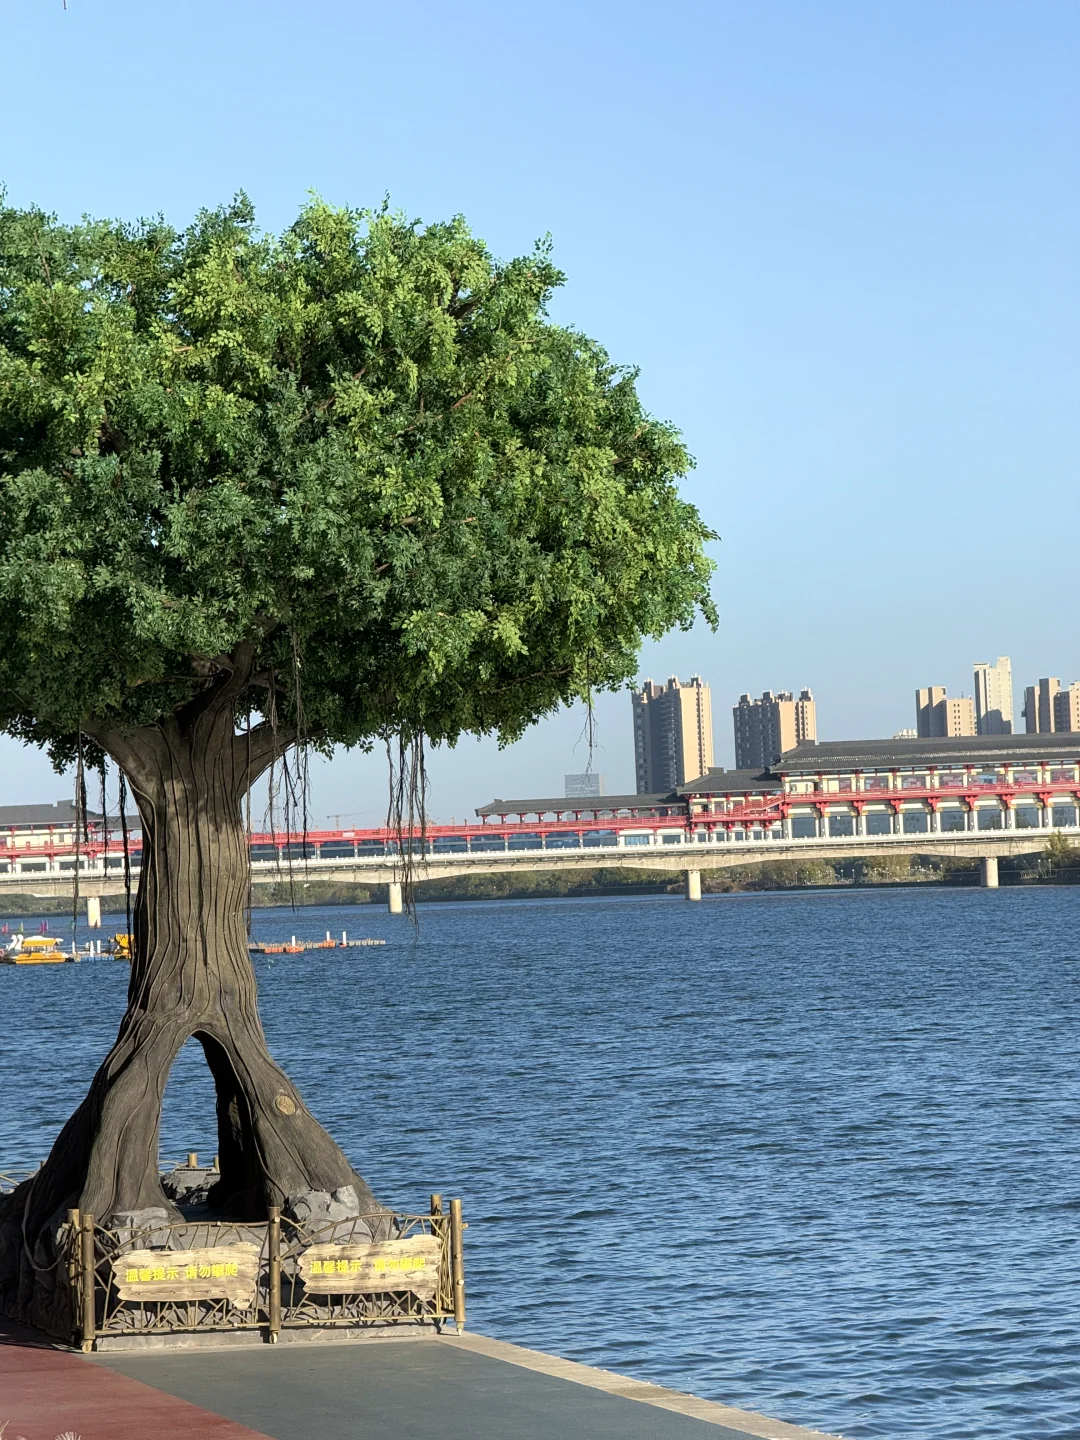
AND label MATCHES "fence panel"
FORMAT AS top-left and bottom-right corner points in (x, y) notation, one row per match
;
(52, 1199), (462, 1347)
(275, 1210), (453, 1331)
